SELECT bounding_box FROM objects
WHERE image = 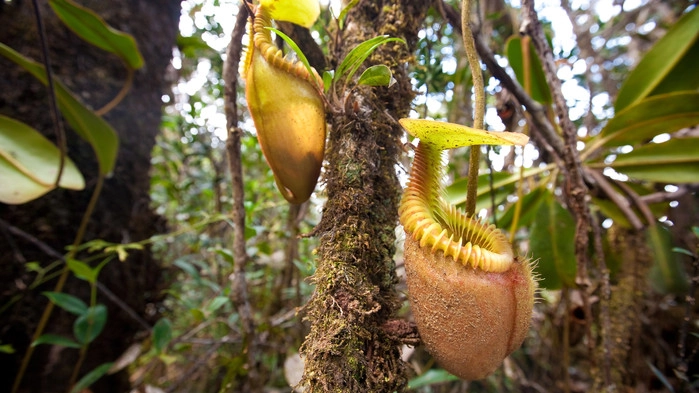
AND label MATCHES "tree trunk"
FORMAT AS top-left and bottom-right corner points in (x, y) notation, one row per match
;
(300, 1), (429, 391)
(0, 1), (180, 392)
